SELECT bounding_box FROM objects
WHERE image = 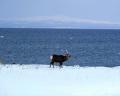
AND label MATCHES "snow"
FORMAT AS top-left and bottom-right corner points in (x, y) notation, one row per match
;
(0, 64), (120, 96)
